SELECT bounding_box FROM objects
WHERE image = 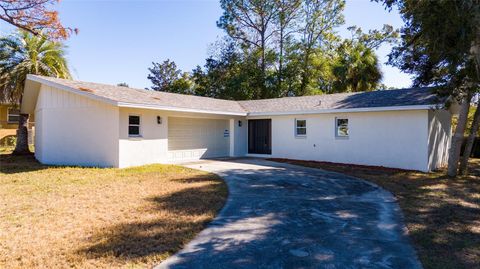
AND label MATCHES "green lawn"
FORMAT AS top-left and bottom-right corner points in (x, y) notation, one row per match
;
(271, 158), (480, 269)
(0, 150), (227, 269)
